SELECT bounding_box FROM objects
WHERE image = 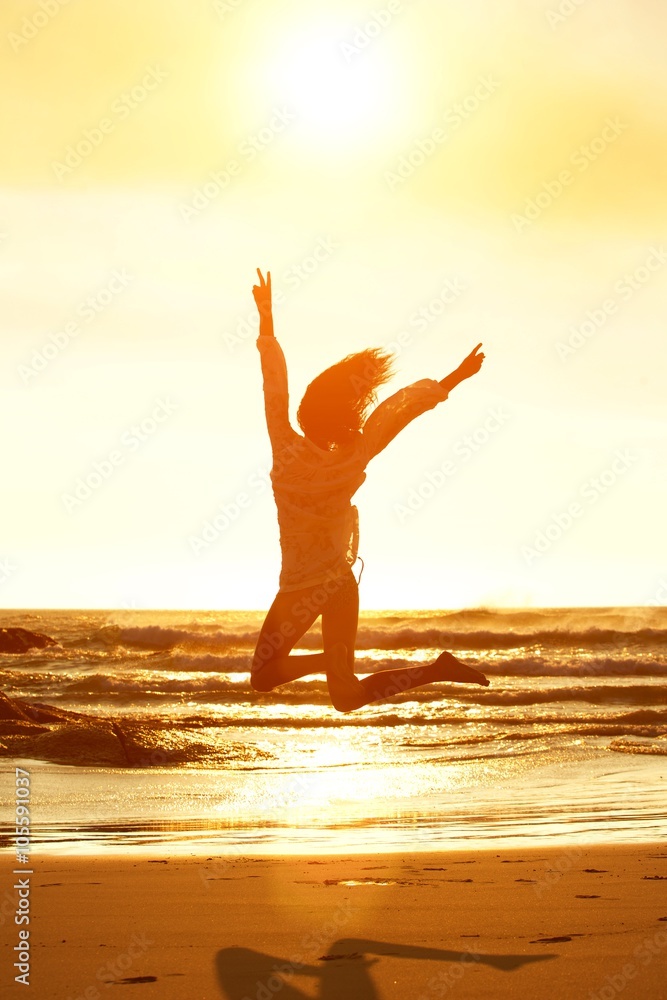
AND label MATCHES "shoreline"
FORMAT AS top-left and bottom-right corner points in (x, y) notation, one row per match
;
(2, 826), (666, 858)
(2, 843), (666, 998)
(2, 747), (664, 856)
